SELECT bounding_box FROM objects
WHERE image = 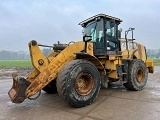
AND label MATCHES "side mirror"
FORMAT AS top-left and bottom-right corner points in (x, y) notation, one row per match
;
(83, 35), (92, 42)
(82, 29), (85, 36)
(118, 28), (123, 38)
(119, 28), (123, 33)
(83, 35), (92, 53)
